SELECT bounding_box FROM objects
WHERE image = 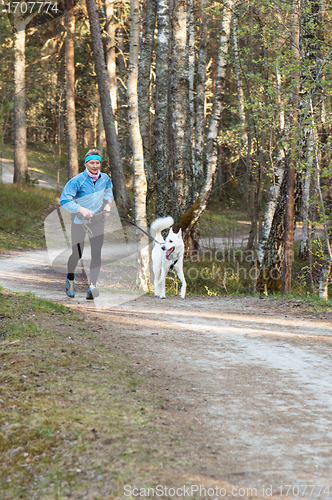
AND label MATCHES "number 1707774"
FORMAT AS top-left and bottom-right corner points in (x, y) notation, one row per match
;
(5, 2), (59, 14)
